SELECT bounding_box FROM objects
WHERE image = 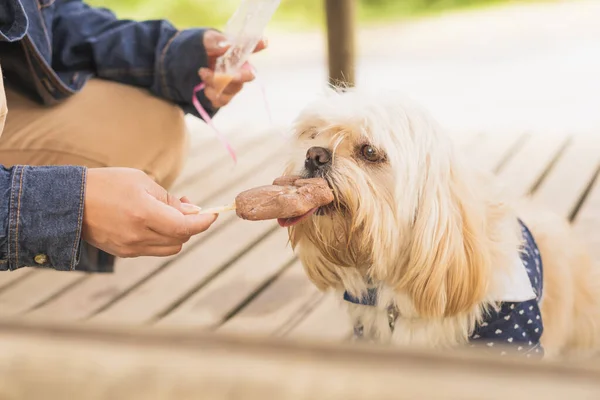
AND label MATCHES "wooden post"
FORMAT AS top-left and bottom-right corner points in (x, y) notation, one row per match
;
(325, 0), (356, 88)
